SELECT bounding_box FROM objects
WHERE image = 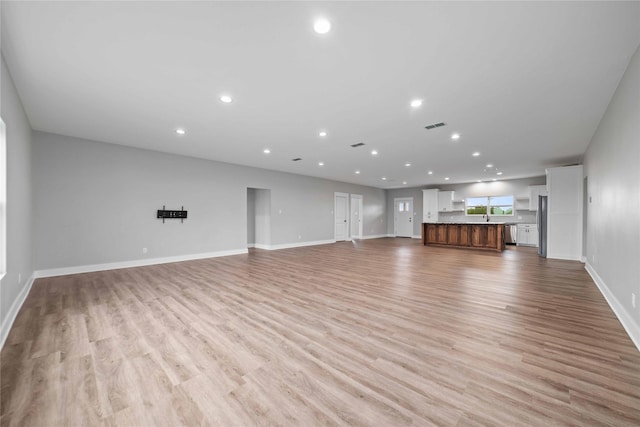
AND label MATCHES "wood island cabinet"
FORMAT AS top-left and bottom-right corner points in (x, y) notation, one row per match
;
(422, 223), (505, 252)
